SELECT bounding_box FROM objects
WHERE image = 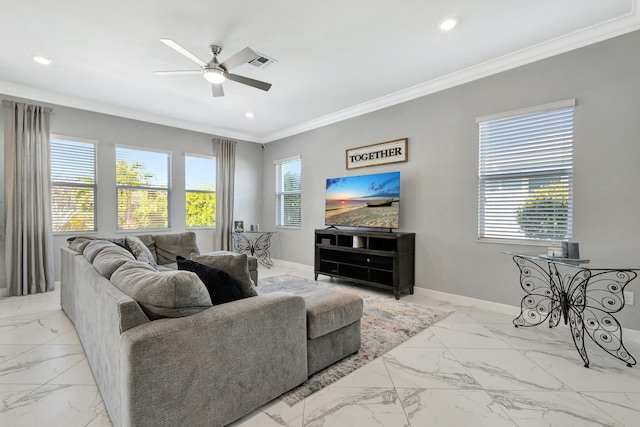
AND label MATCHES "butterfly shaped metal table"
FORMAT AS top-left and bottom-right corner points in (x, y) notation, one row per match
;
(232, 231), (276, 268)
(504, 253), (638, 368)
